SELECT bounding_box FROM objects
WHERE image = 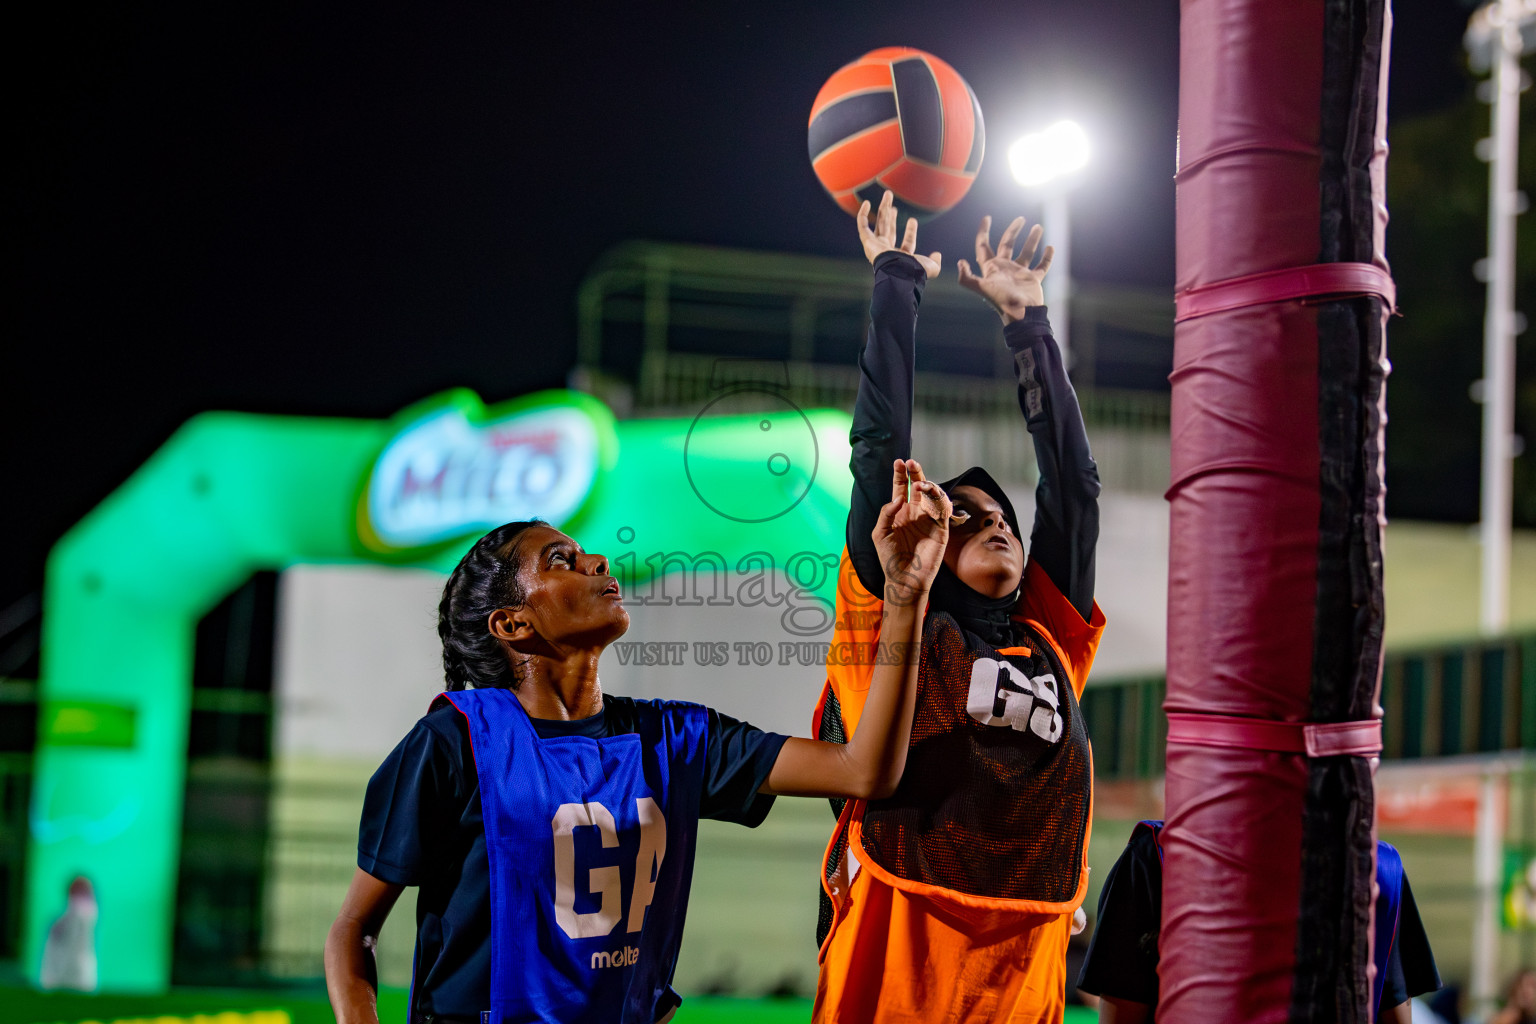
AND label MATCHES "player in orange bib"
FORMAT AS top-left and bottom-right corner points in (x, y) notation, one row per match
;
(812, 191), (1105, 1023)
